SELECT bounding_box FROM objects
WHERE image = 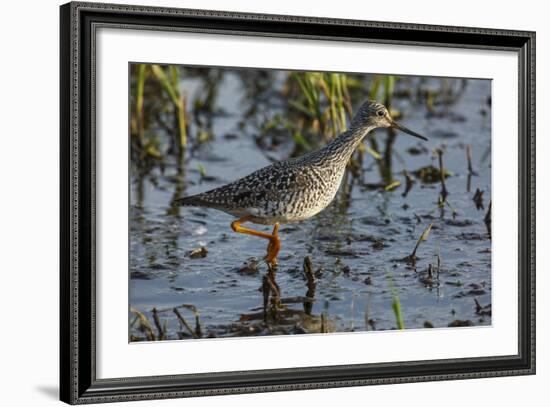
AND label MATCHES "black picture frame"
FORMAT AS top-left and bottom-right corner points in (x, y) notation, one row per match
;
(60, 1), (536, 404)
